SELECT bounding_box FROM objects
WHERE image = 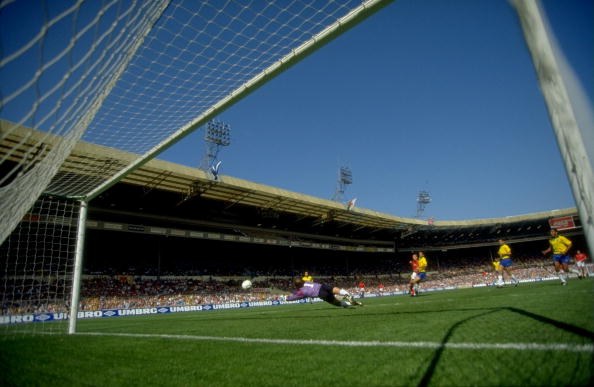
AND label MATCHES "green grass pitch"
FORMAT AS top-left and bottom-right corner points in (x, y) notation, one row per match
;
(1, 279), (593, 386)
